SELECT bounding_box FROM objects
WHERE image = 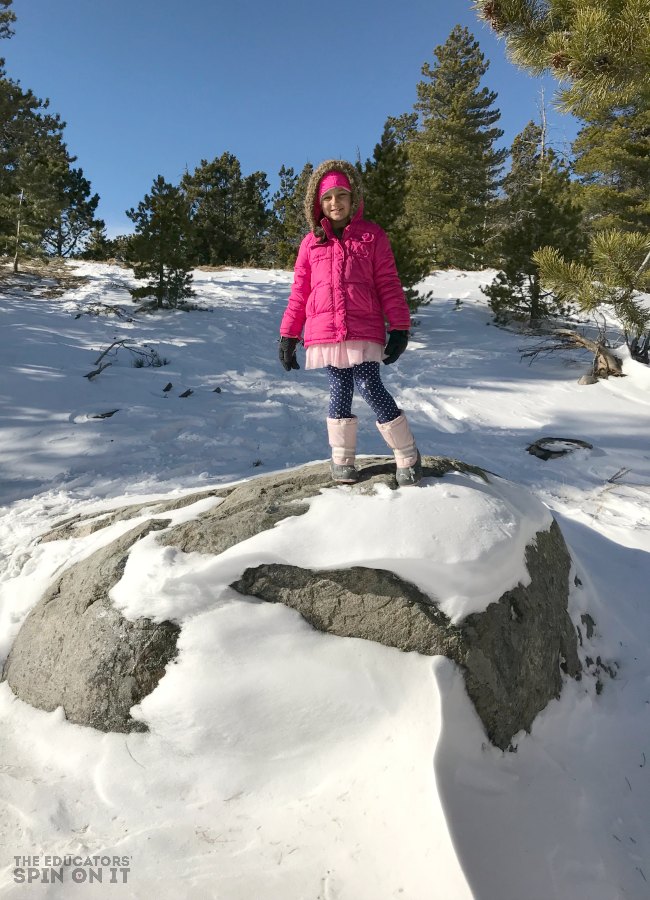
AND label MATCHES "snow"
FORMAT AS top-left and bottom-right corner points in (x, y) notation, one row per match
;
(0, 262), (649, 899)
